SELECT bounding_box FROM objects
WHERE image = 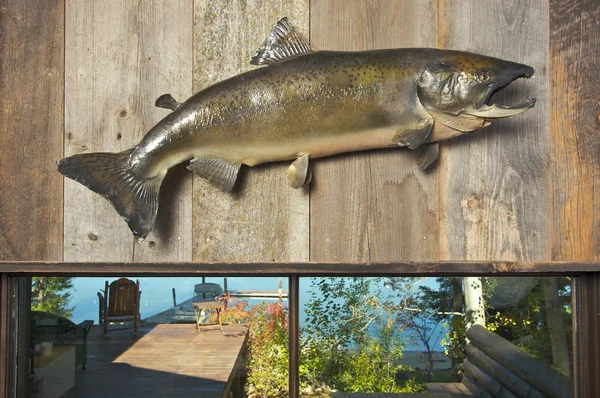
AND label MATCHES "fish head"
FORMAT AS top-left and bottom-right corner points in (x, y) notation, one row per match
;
(417, 51), (535, 122)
